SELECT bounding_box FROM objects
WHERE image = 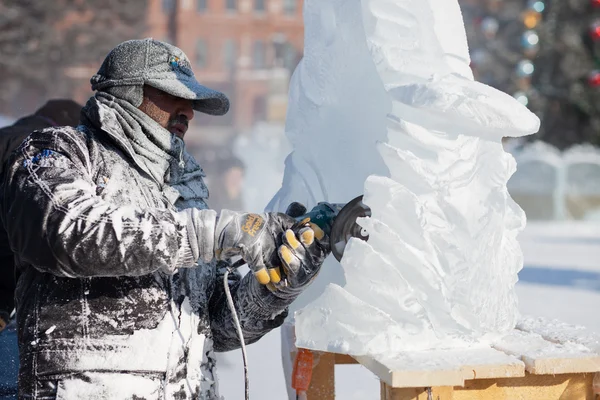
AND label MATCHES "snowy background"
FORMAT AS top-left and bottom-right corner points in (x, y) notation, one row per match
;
(216, 220), (600, 400)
